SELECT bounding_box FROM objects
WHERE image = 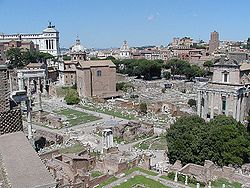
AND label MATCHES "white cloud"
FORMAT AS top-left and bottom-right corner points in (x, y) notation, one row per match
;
(147, 15), (155, 21)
